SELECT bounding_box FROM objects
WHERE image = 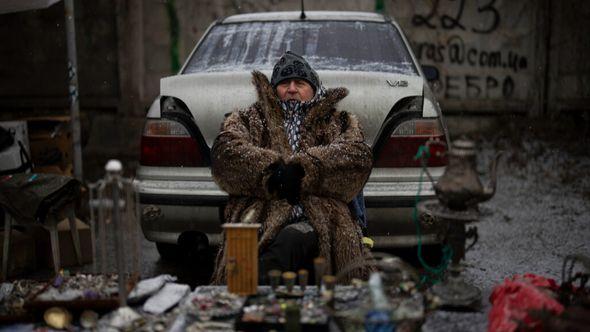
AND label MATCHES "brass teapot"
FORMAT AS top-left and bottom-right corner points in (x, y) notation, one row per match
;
(434, 138), (501, 210)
